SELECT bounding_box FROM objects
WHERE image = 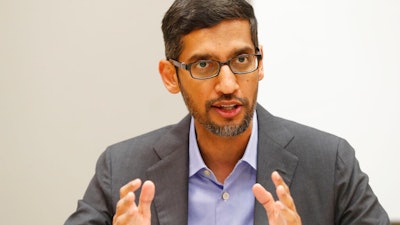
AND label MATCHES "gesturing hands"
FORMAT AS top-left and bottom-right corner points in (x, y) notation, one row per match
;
(113, 171), (300, 225)
(113, 179), (155, 225)
(253, 171), (302, 225)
